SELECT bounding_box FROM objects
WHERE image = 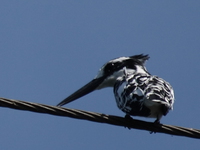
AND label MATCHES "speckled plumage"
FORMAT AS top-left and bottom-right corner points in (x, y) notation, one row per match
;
(114, 72), (174, 122)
